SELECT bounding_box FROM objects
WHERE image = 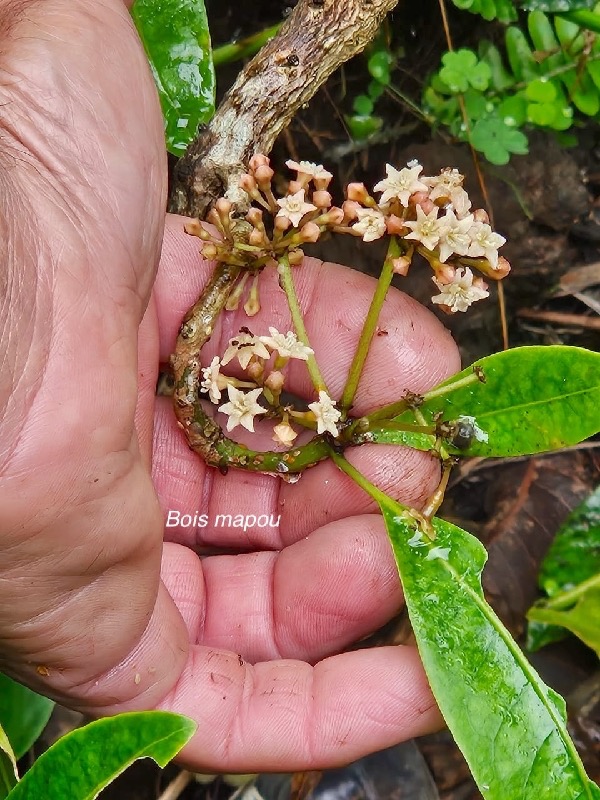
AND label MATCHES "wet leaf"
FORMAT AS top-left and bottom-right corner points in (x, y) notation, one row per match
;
(379, 501), (600, 799)
(527, 486), (600, 651)
(393, 346), (600, 457)
(0, 675), (54, 760)
(132, 0), (215, 155)
(6, 711), (196, 800)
